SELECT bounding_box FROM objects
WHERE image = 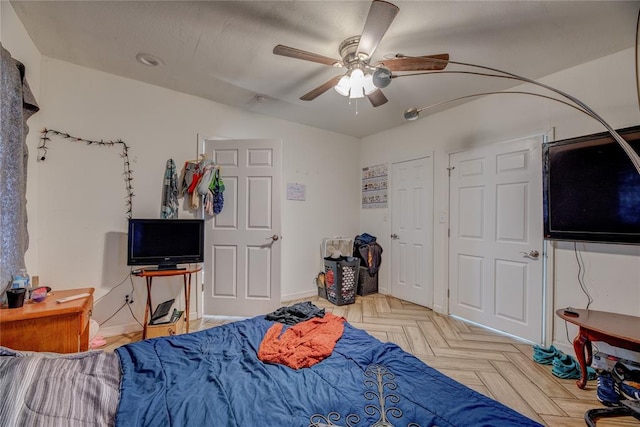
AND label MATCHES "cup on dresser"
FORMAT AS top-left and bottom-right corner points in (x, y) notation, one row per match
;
(7, 288), (26, 308)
